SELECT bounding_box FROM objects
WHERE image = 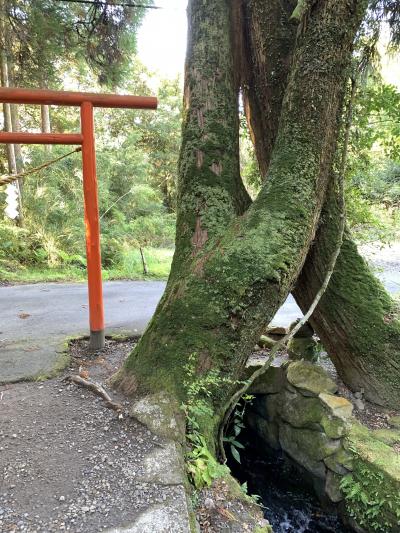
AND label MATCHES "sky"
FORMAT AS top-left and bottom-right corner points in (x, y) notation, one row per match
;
(137, 0), (187, 79)
(137, 3), (399, 90)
